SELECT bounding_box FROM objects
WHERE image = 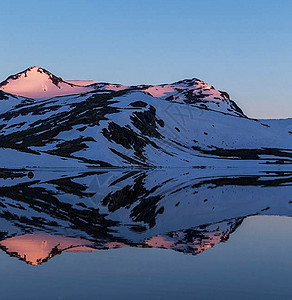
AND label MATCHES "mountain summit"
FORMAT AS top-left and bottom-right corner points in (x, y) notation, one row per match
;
(0, 66), (94, 98)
